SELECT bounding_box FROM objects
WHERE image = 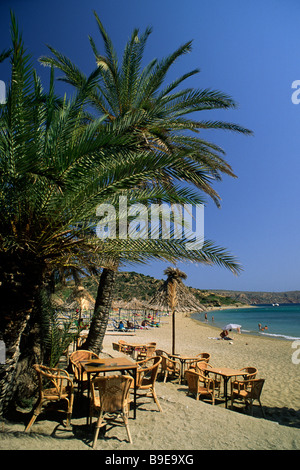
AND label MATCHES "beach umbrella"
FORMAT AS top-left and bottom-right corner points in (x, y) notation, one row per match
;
(68, 285), (95, 312)
(223, 323), (241, 331)
(149, 267), (205, 355)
